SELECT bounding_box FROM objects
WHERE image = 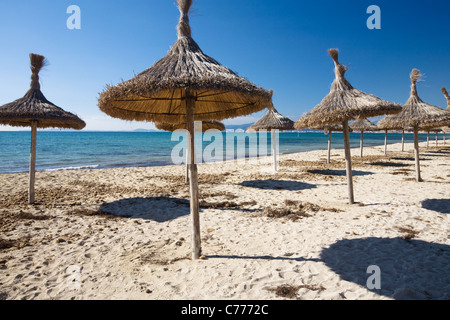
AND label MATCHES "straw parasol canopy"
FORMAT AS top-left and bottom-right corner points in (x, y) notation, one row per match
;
(0, 53), (86, 204)
(247, 96), (294, 171)
(295, 49), (402, 204)
(378, 69), (450, 181)
(97, 0), (271, 259)
(349, 118), (379, 158)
